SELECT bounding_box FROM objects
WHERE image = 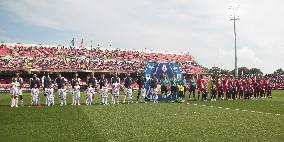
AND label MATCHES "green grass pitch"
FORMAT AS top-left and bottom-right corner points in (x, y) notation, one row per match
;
(0, 90), (283, 142)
